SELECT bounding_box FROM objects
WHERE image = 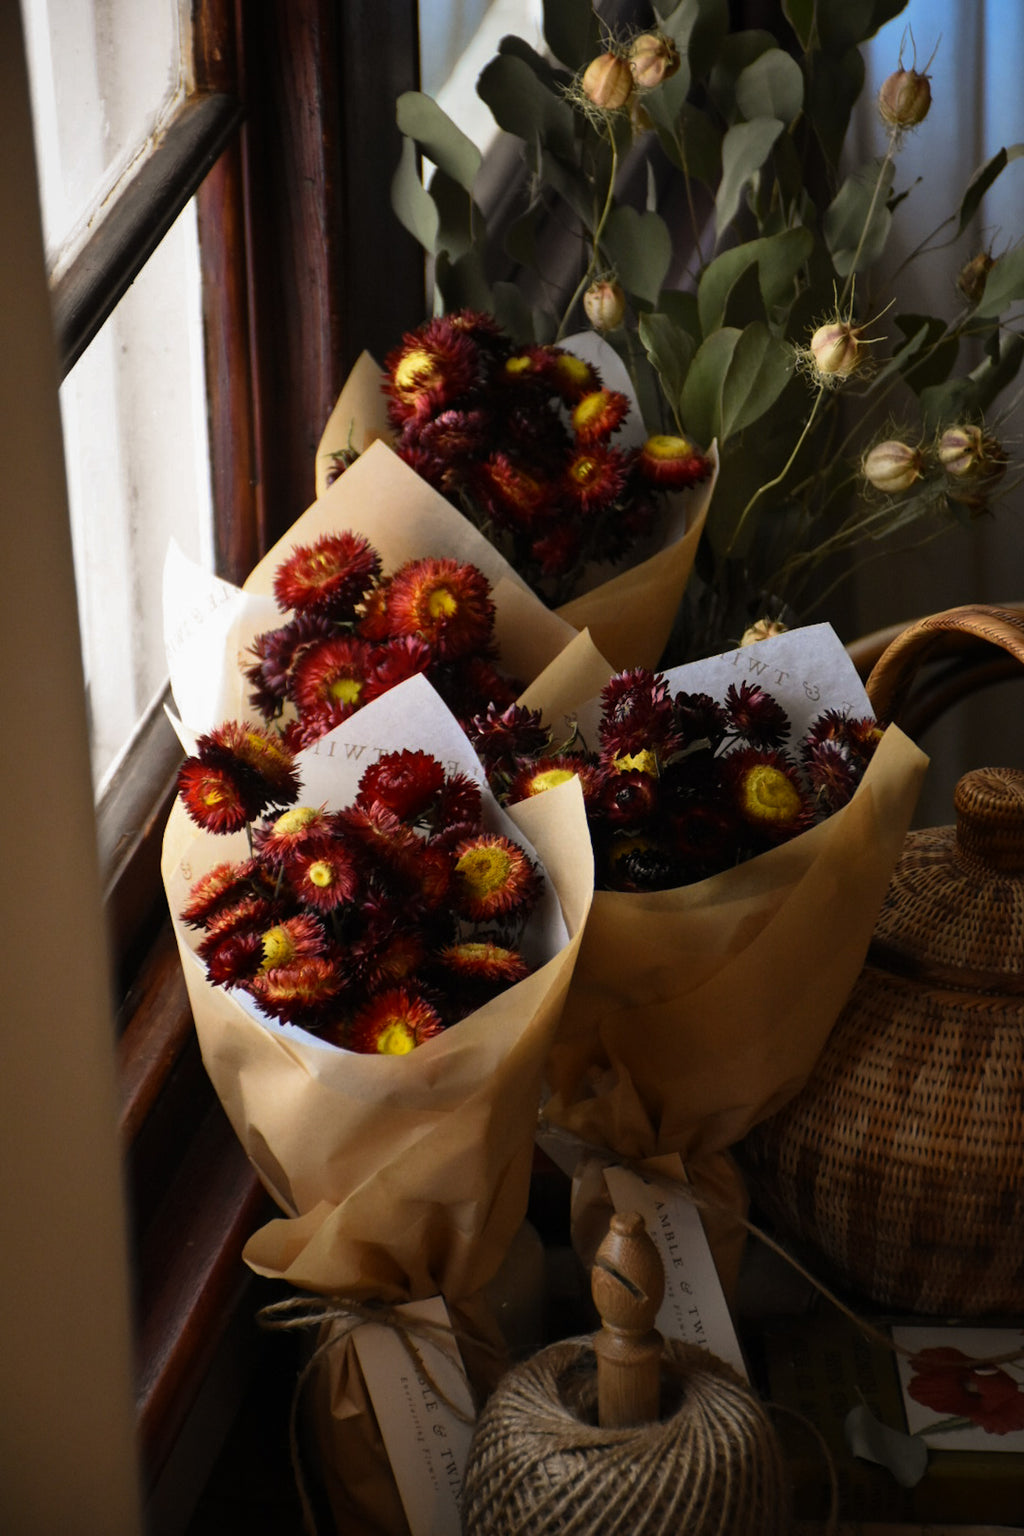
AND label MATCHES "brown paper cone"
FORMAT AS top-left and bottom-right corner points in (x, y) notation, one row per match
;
(312, 354), (718, 680)
(542, 724), (929, 1162)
